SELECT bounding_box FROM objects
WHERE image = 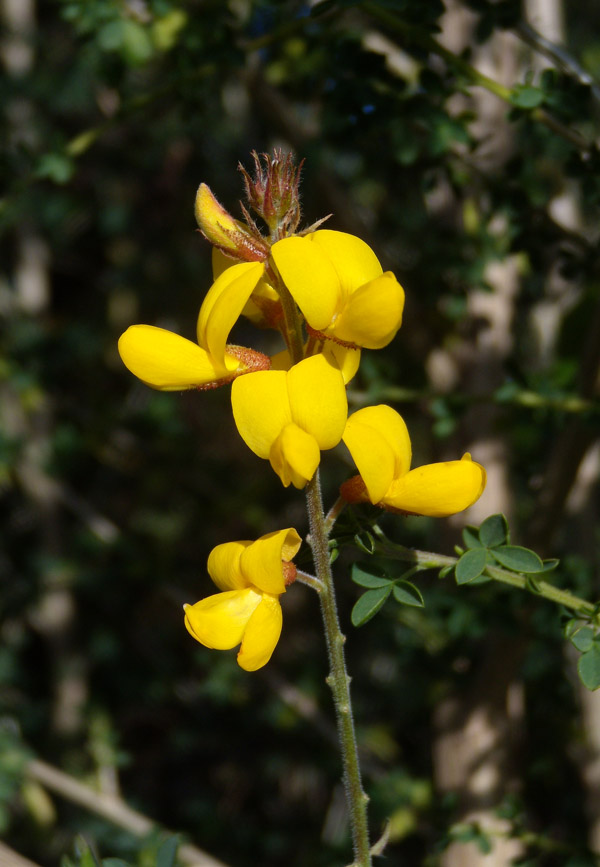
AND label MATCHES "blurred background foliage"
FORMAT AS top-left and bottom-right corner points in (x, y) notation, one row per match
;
(2, 0), (600, 865)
